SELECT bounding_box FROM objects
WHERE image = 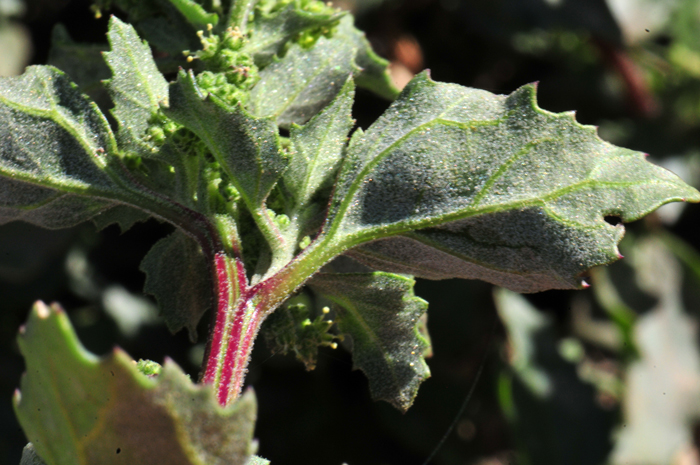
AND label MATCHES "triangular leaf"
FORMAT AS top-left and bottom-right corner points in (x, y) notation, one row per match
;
(324, 72), (699, 292)
(103, 17), (169, 152)
(249, 17), (358, 127)
(164, 70), (287, 208)
(244, 1), (344, 67)
(309, 271), (431, 411)
(14, 301), (257, 465)
(140, 229), (212, 341)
